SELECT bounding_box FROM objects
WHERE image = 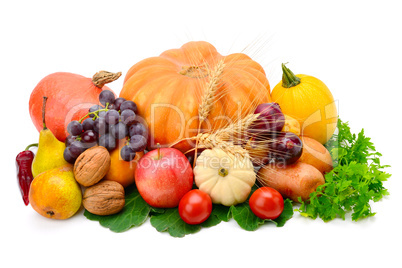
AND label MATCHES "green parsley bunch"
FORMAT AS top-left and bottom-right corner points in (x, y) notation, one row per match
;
(298, 119), (390, 221)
